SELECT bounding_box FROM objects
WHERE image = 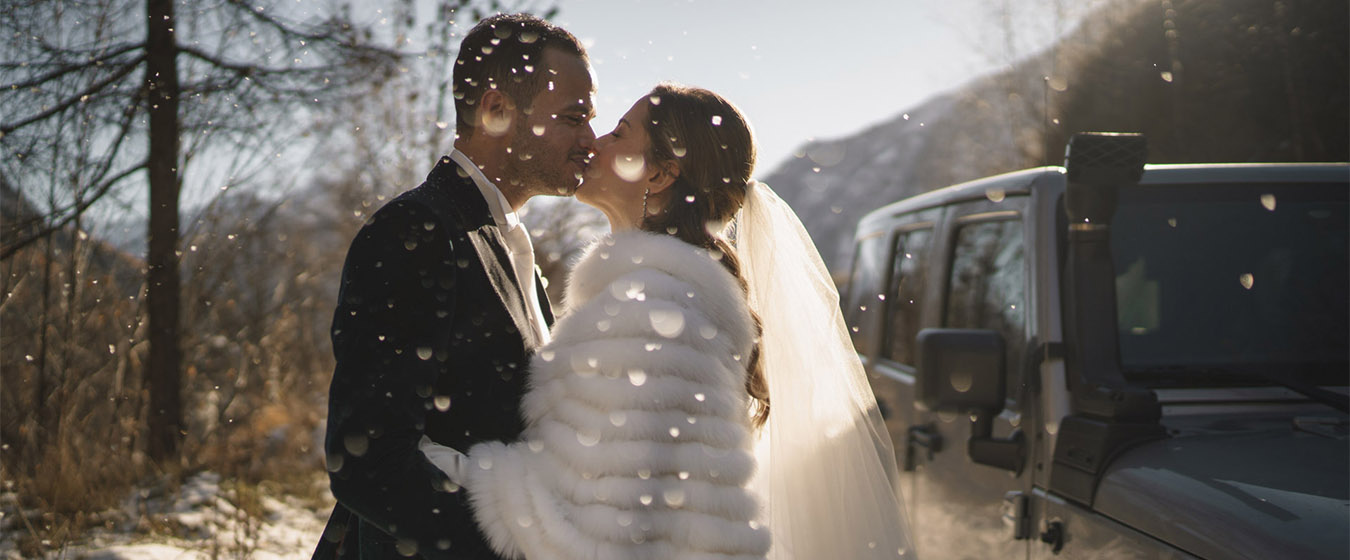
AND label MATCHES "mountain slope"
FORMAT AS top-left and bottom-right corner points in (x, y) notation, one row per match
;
(764, 0), (1348, 273)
